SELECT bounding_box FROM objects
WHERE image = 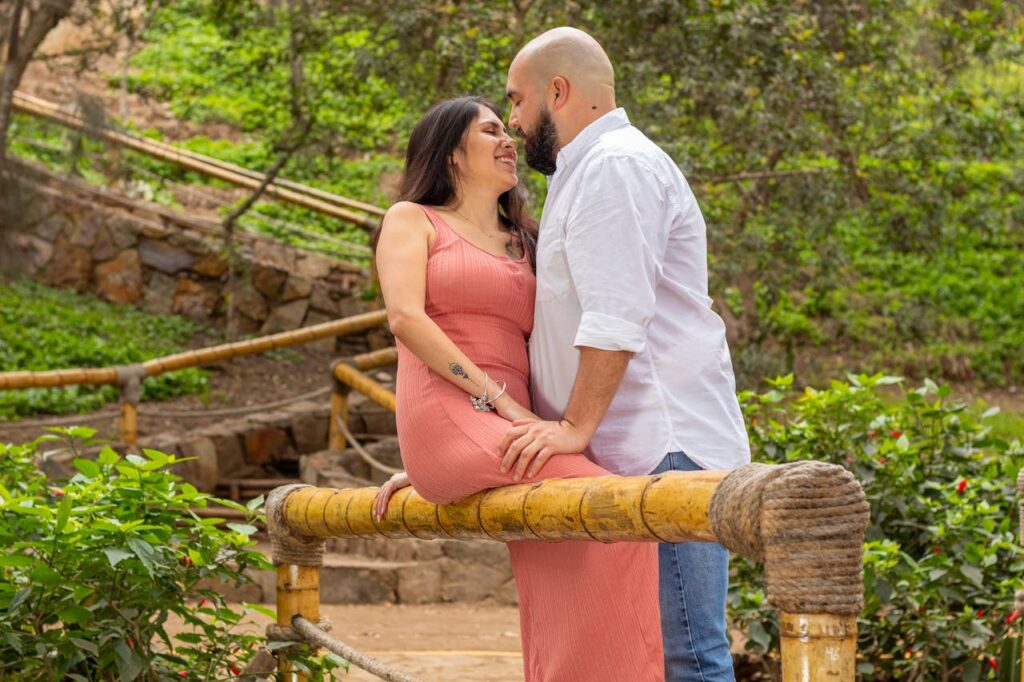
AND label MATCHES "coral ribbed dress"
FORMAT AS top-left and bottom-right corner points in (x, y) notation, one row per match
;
(395, 205), (664, 681)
